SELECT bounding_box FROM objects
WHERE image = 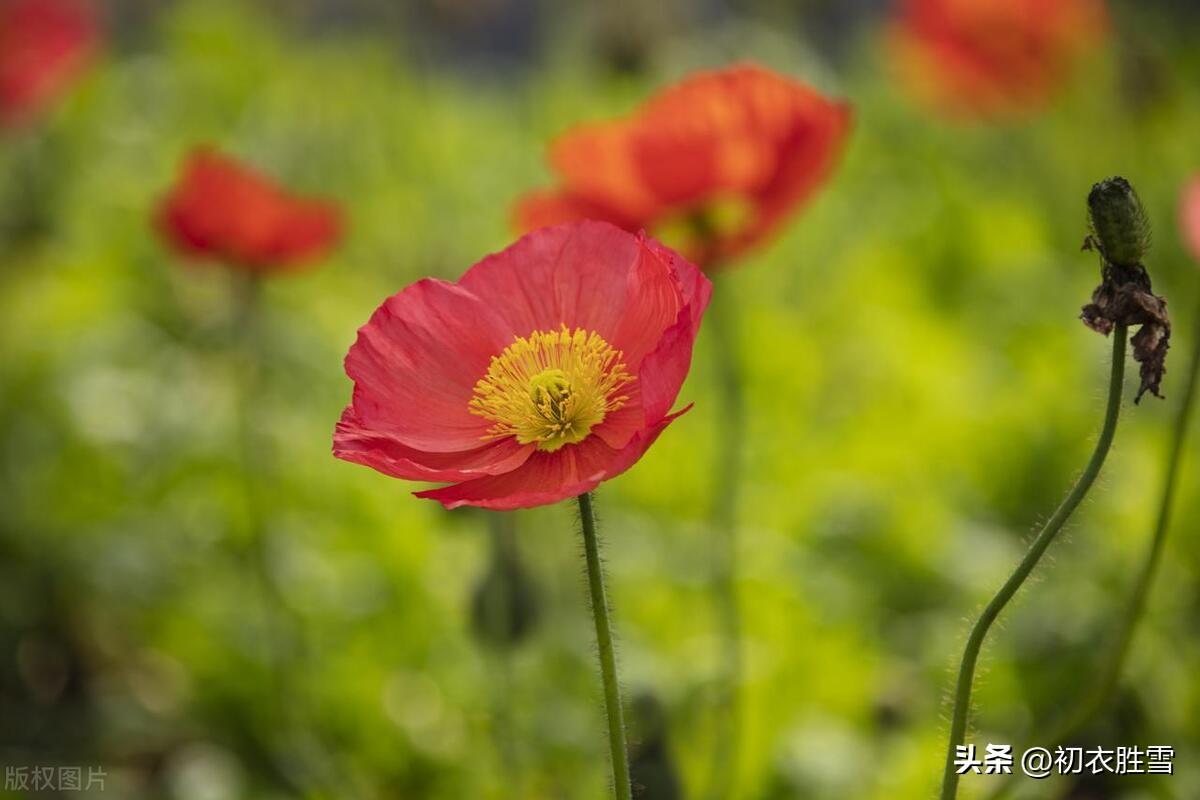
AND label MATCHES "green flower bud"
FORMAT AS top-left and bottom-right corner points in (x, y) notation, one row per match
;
(1087, 176), (1151, 267)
